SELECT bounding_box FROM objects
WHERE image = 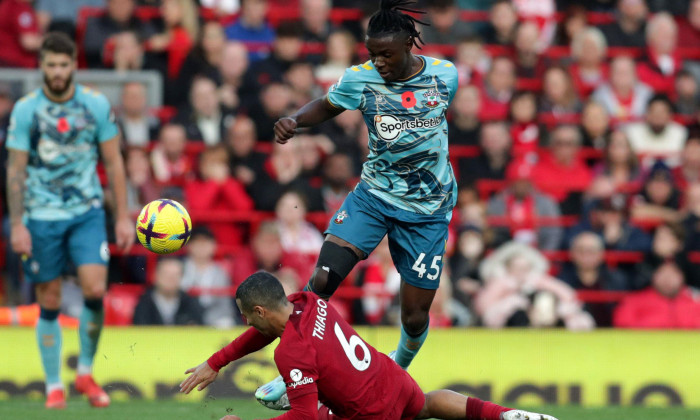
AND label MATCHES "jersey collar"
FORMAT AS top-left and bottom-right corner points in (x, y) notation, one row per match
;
(396, 56), (426, 82)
